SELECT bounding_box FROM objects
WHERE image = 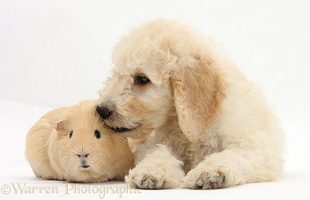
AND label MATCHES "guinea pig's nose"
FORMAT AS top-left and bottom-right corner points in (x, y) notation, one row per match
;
(96, 105), (112, 119)
(77, 153), (89, 158)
